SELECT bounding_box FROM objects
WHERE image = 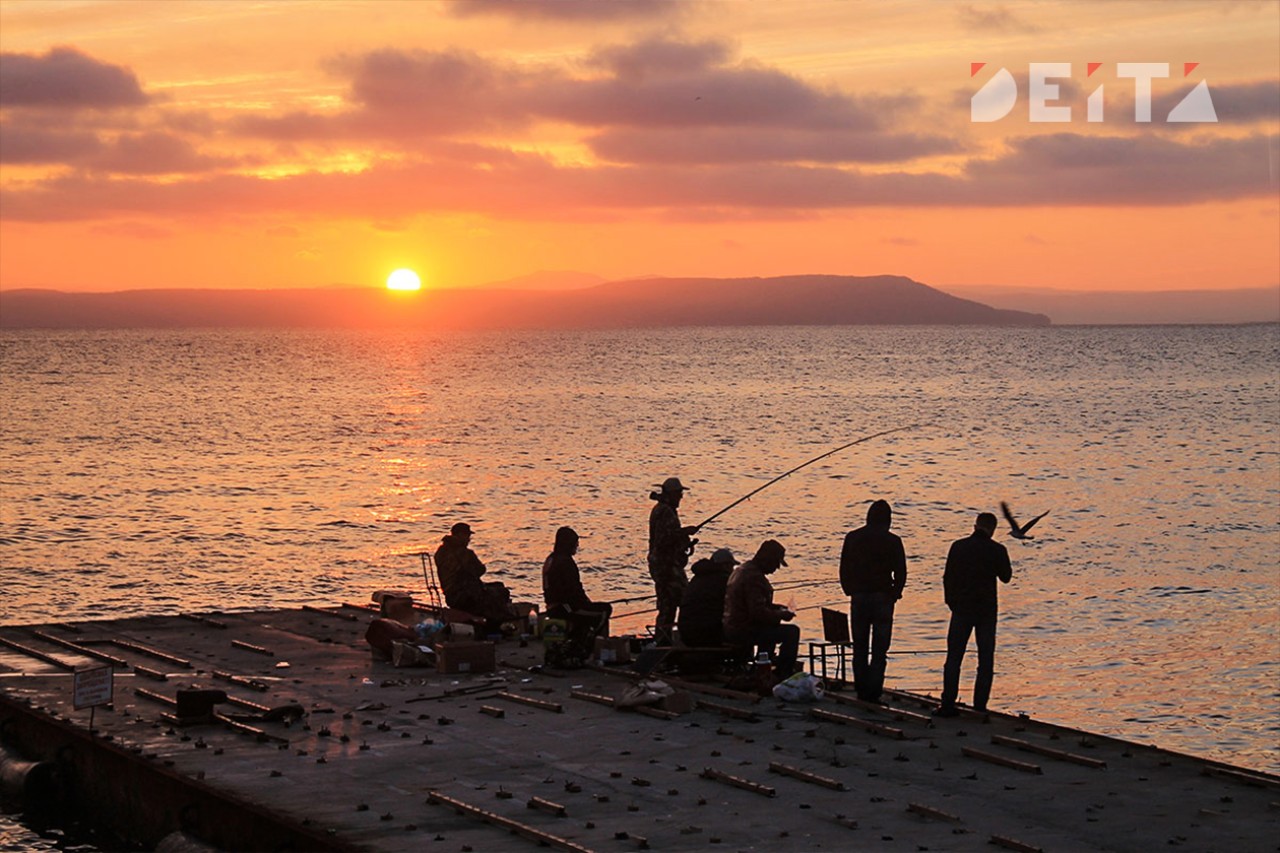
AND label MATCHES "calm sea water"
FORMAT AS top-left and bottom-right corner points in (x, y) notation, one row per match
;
(1, 326), (1277, 803)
